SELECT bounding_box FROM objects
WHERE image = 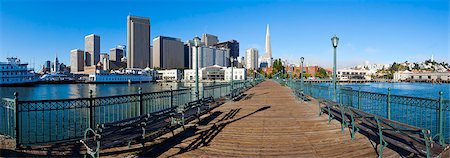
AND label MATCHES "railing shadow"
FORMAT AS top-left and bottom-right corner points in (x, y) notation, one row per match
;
(137, 105), (270, 157)
(0, 140), (83, 157)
